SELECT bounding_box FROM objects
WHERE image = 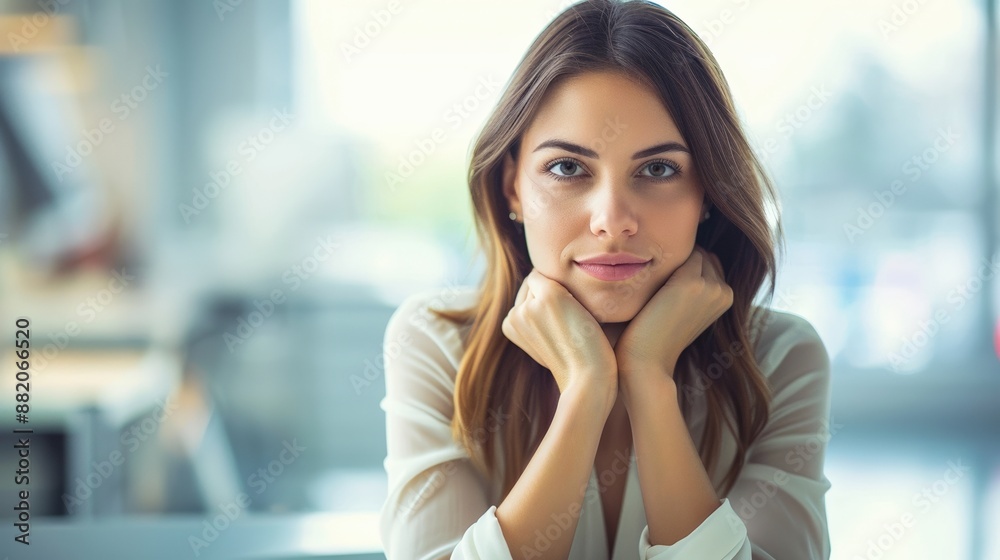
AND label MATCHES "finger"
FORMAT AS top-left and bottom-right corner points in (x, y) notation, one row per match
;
(515, 275), (530, 306)
(696, 246), (709, 277)
(695, 246), (724, 280)
(522, 268), (565, 299)
(672, 246), (705, 281)
(701, 252), (732, 306)
(700, 250), (722, 282)
(709, 252), (728, 284)
(501, 314), (521, 345)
